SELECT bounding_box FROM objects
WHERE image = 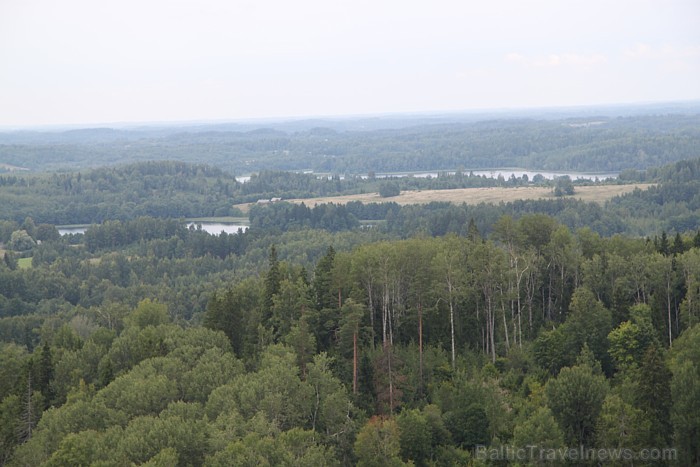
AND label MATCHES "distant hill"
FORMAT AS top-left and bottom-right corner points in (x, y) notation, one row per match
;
(1, 103), (699, 175)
